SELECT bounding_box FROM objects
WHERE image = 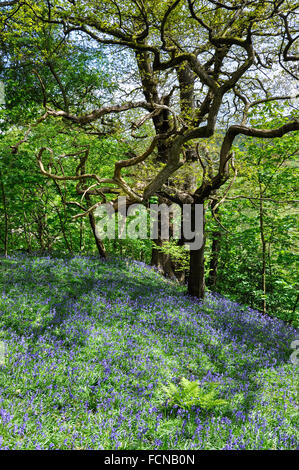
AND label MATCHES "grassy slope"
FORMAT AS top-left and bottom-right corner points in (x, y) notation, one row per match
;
(0, 254), (297, 450)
